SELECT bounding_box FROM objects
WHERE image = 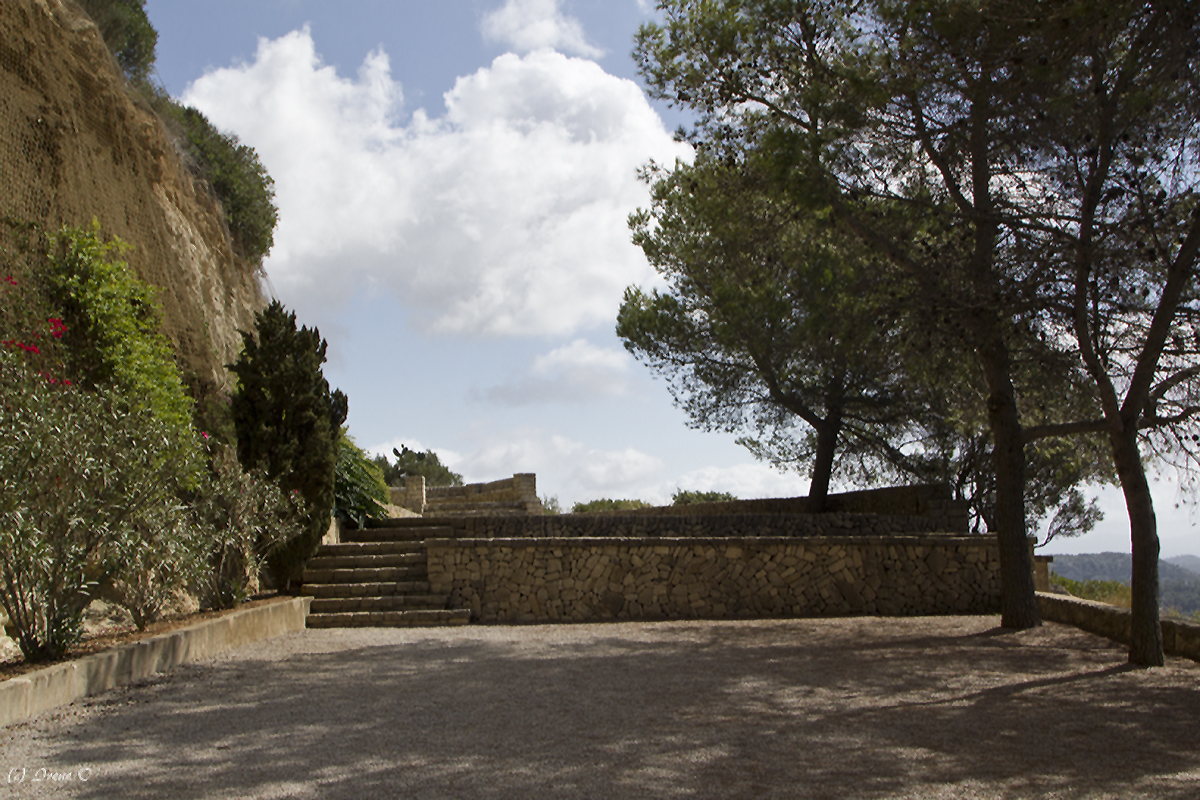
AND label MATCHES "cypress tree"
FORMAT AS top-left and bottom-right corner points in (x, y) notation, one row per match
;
(229, 300), (347, 590)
